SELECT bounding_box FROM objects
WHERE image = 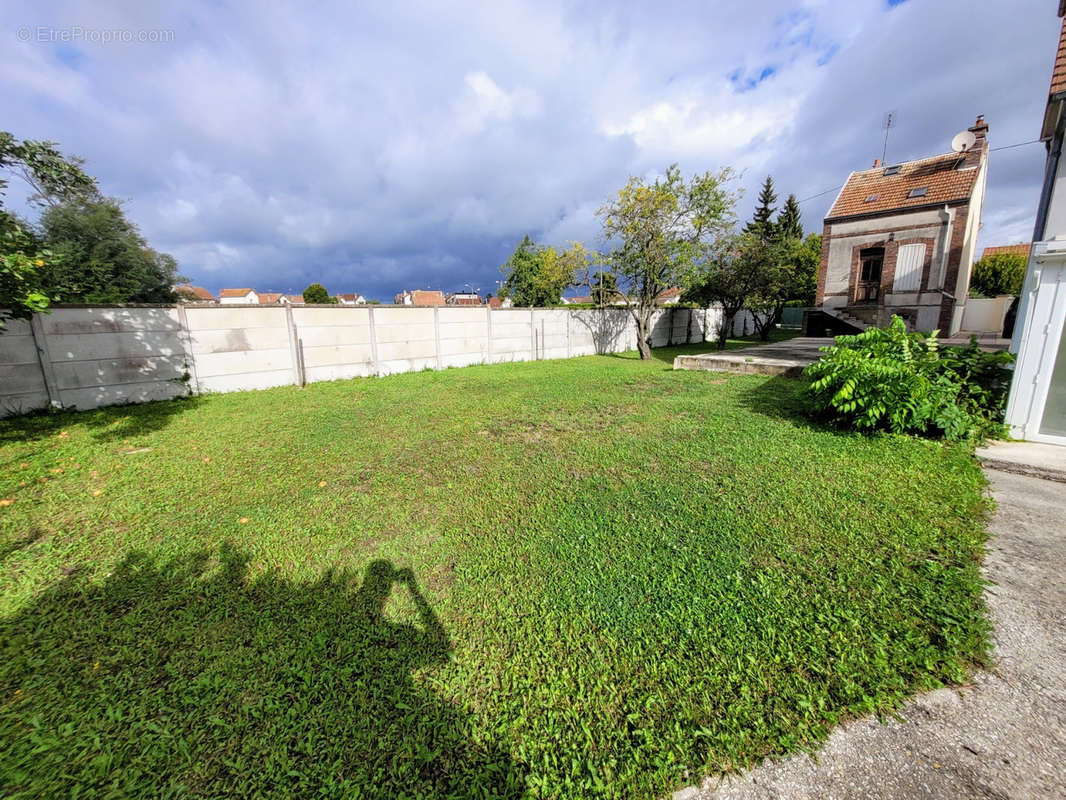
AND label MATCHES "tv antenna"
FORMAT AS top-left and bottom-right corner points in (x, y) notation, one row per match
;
(881, 111), (896, 165)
